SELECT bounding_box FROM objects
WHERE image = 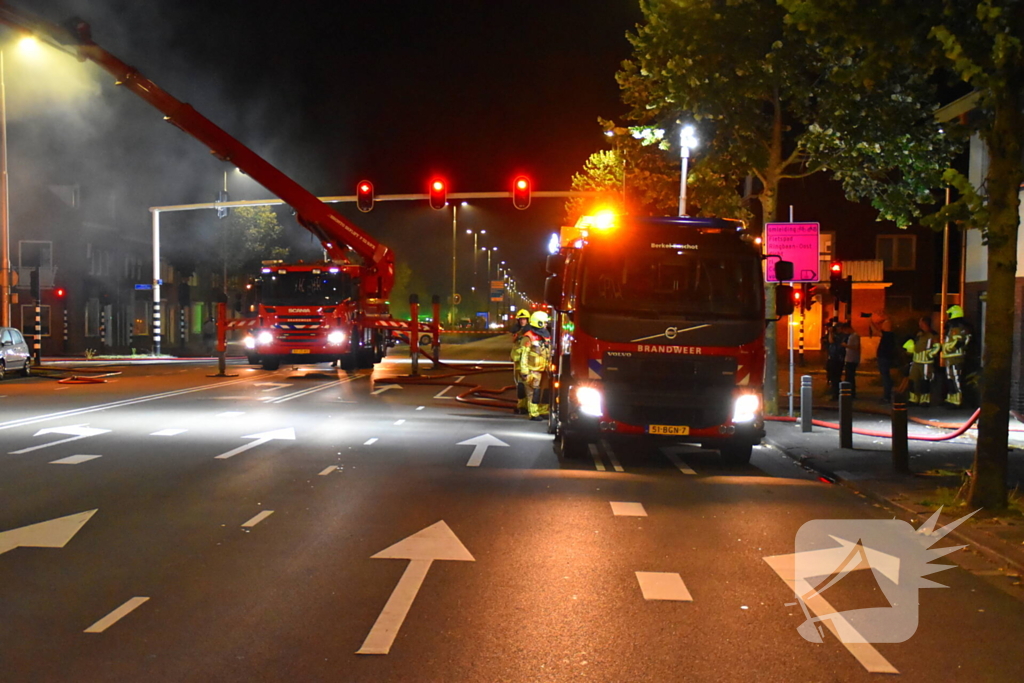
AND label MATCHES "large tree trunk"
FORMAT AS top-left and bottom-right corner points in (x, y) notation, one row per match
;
(968, 88), (1023, 511)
